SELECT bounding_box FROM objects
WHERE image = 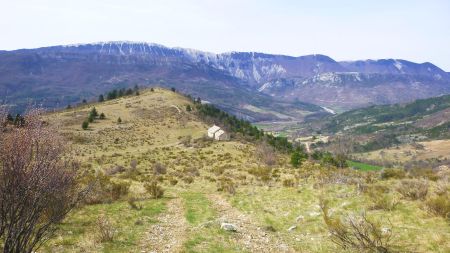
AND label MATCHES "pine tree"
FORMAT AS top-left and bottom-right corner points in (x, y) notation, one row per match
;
(99, 113), (105, 119)
(98, 94), (104, 102)
(82, 120), (89, 130)
(186, 105), (192, 112)
(117, 117), (122, 123)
